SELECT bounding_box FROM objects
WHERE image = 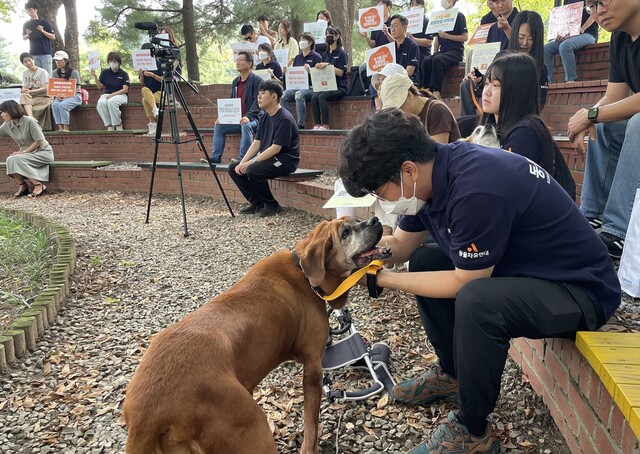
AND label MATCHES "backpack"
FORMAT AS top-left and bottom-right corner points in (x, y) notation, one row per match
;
(346, 66), (367, 97)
